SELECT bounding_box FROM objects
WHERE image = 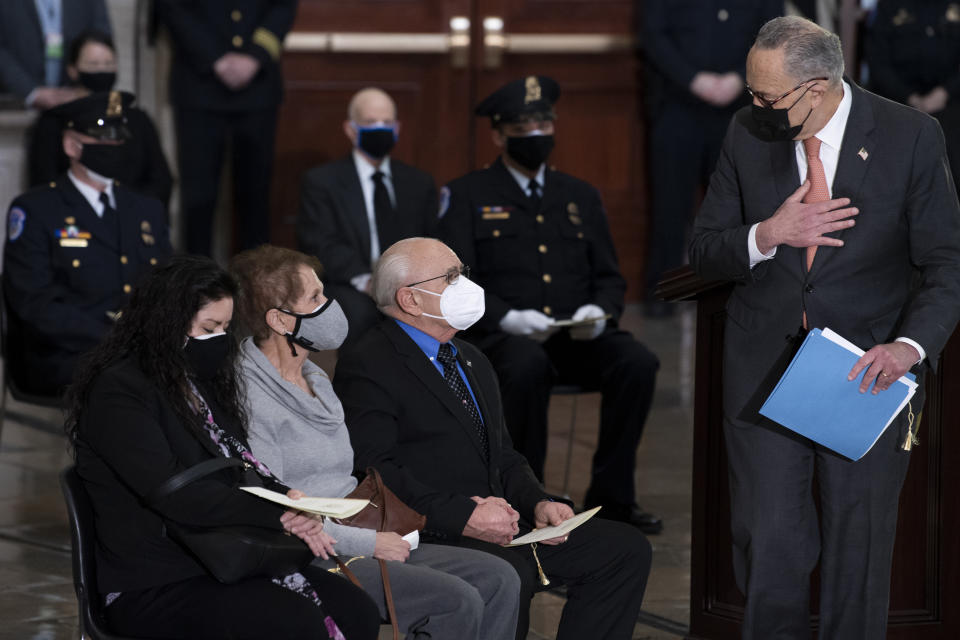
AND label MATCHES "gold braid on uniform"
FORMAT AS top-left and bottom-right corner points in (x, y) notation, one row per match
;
(253, 27), (281, 60)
